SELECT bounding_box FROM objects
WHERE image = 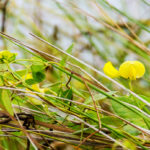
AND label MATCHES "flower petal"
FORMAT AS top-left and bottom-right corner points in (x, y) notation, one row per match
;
(119, 61), (145, 80)
(103, 61), (119, 78)
(132, 61), (145, 78)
